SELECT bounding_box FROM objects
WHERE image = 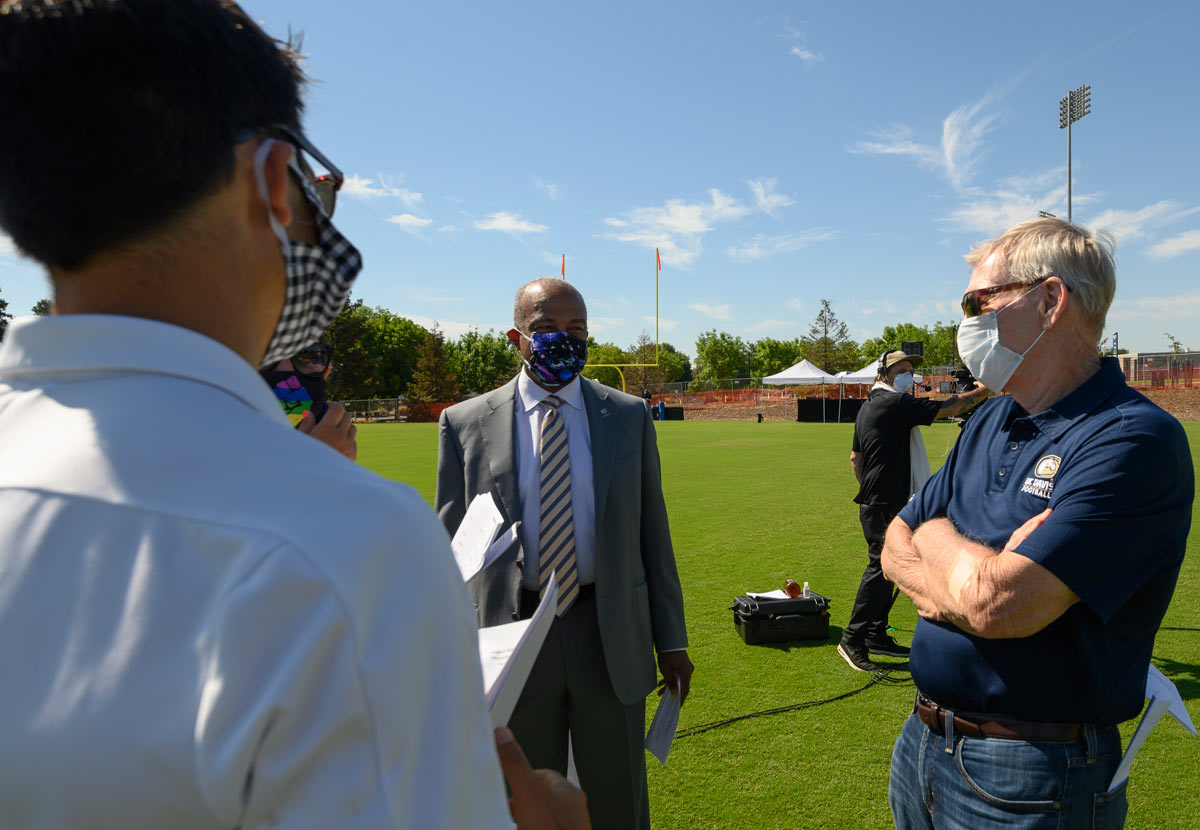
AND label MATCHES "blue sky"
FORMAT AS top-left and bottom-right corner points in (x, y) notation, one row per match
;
(3, 0), (1198, 359)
